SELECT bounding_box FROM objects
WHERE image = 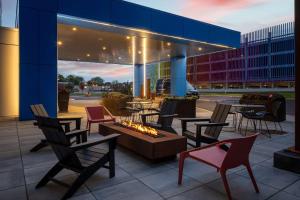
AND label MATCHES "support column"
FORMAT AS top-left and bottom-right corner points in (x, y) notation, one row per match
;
(133, 64), (143, 97)
(170, 56), (187, 97)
